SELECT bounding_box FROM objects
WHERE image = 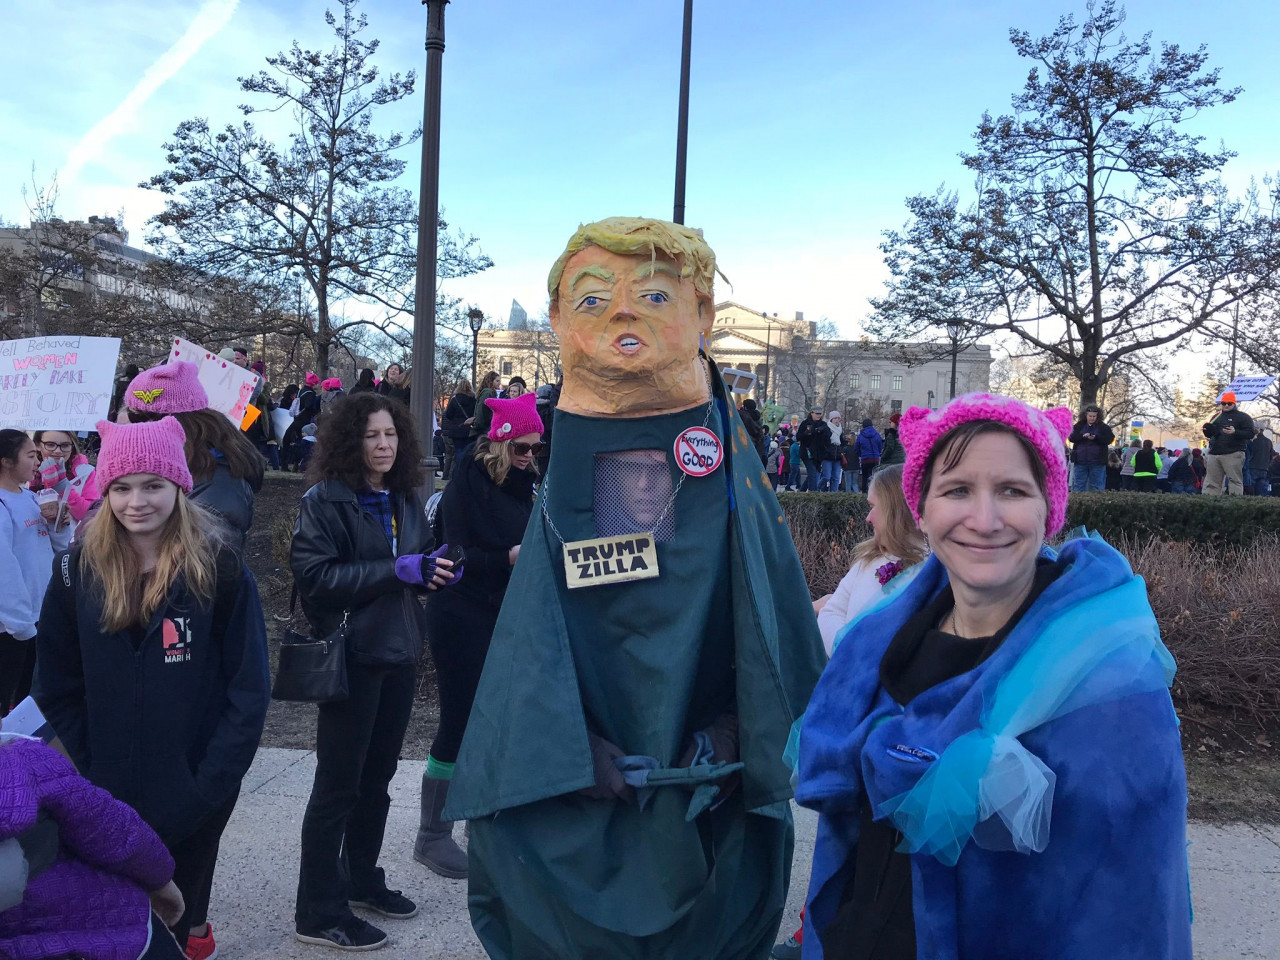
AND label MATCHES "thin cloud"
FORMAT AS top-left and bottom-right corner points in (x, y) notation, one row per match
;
(63, 0), (240, 184)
